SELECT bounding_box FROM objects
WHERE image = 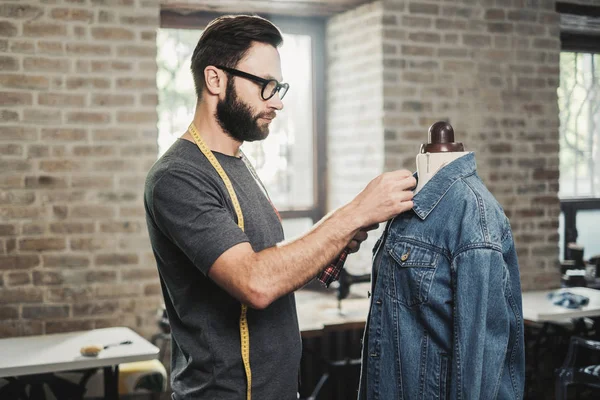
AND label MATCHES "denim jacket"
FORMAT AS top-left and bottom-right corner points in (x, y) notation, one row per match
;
(358, 153), (524, 400)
